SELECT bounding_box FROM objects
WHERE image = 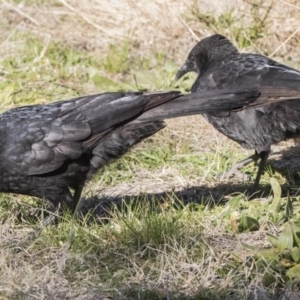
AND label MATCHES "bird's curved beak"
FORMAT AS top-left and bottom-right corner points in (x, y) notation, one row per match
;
(175, 60), (196, 81)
